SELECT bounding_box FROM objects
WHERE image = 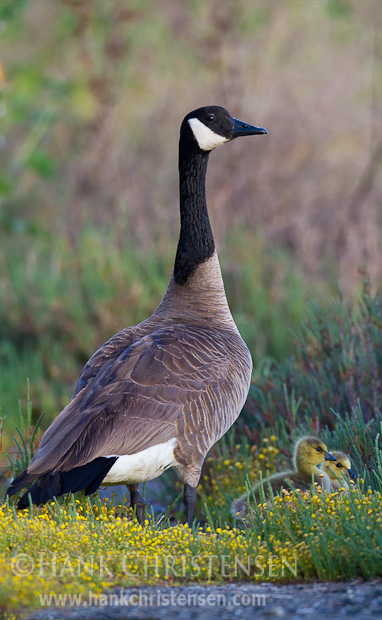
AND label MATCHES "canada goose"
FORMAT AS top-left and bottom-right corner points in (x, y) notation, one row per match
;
(320, 450), (357, 491)
(7, 106), (267, 526)
(231, 436), (336, 518)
